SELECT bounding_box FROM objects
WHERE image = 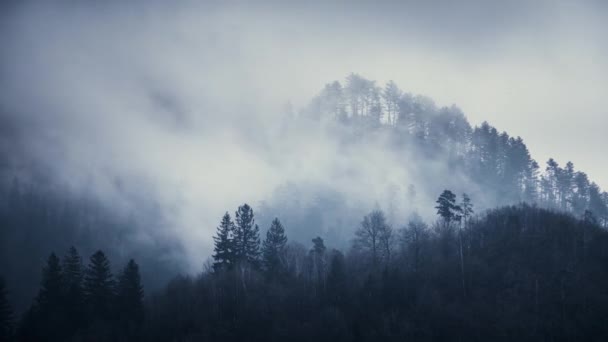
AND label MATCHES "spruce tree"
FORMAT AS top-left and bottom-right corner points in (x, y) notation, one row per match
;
(37, 253), (64, 311)
(35, 253), (68, 340)
(84, 250), (115, 320)
(62, 246), (84, 327)
(234, 204), (261, 268)
(116, 259), (144, 338)
(213, 212), (235, 272)
(0, 276), (14, 341)
(262, 218), (288, 277)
